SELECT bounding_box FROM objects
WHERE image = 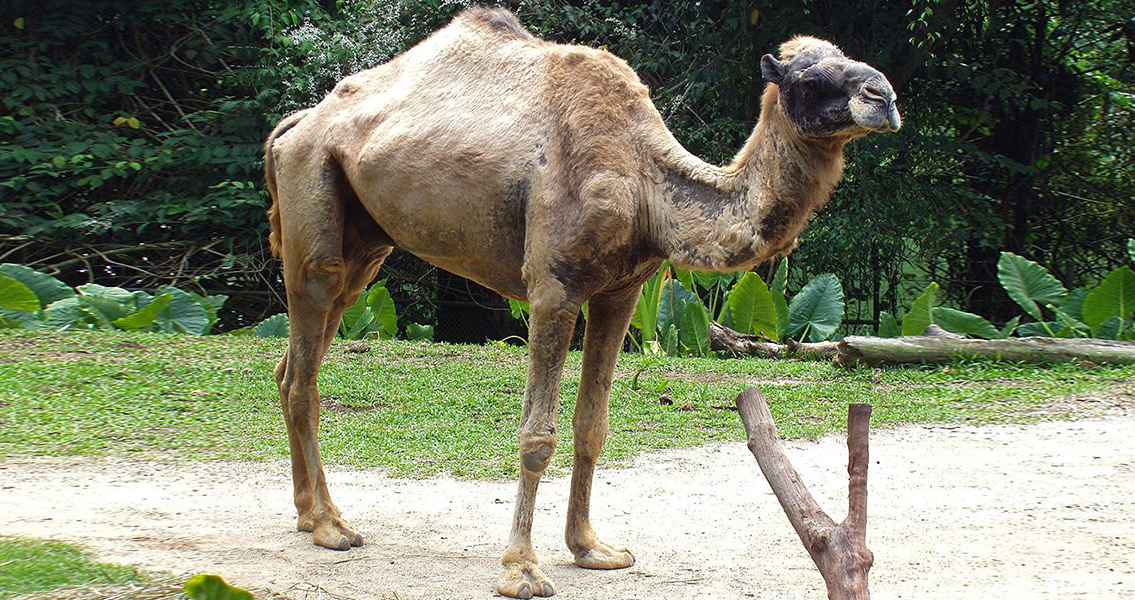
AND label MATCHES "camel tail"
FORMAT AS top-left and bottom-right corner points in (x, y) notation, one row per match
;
(264, 109), (311, 258)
